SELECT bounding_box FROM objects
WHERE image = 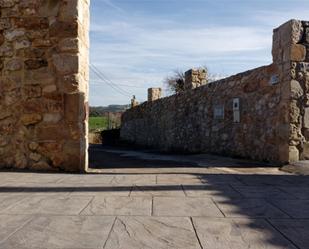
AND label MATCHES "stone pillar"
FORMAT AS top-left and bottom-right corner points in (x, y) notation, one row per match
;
(148, 88), (162, 102)
(184, 69), (207, 90)
(131, 95), (139, 108)
(272, 20), (309, 163)
(0, 0), (90, 172)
